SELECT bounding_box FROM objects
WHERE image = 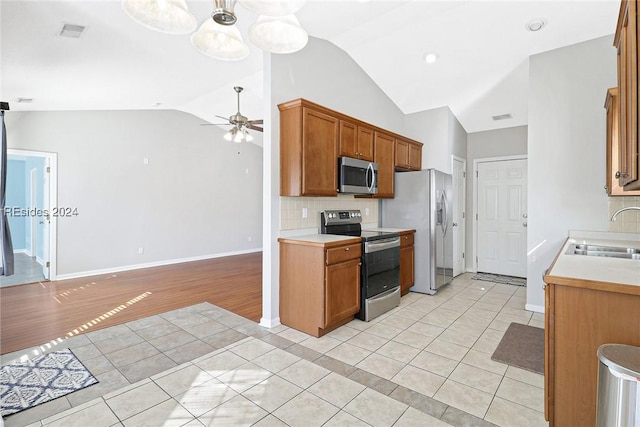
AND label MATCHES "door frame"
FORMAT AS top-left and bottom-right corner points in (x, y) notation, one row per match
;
(7, 149), (58, 280)
(451, 155), (466, 277)
(472, 155), (527, 273)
